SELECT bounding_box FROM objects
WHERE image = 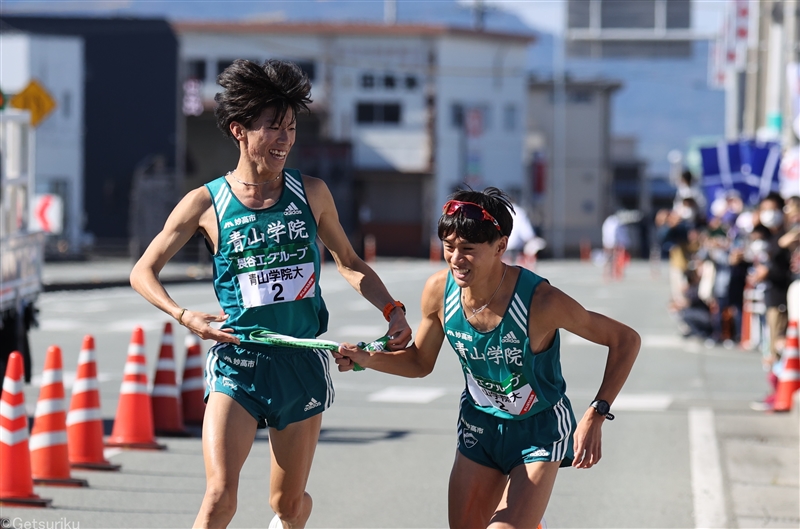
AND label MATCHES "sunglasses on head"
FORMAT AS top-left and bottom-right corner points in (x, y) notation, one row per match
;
(442, 200), (502, 233)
